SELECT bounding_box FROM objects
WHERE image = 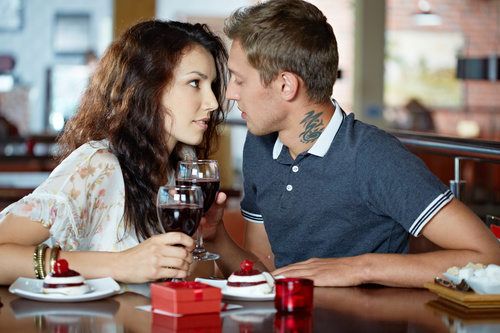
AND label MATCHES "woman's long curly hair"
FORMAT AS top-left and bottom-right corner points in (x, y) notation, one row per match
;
(56, 20), (229, 240)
